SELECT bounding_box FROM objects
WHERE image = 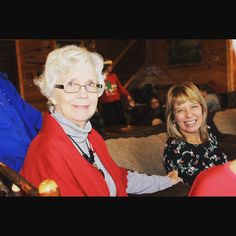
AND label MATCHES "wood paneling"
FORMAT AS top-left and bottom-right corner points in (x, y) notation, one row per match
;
(146, 39), (229, 92)
(0, 41), (19, 90)
(12, 39), (236, 112)
(15, 40), (56, 111)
